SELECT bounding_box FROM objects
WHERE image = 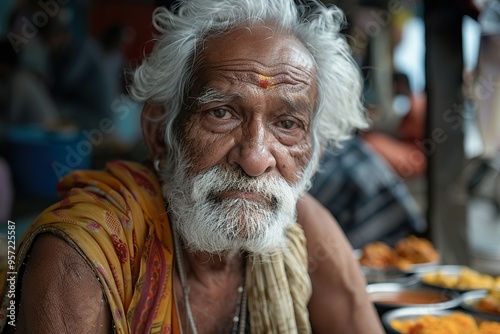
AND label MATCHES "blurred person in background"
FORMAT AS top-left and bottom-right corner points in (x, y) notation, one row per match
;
(7, 5), (110, 130)
(94, 24), (144, 157)
(97, 24), (133, 110)
(41, 15), (110, 129)
(362, 72), (428, 179)
(0, 38), (59, 125)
